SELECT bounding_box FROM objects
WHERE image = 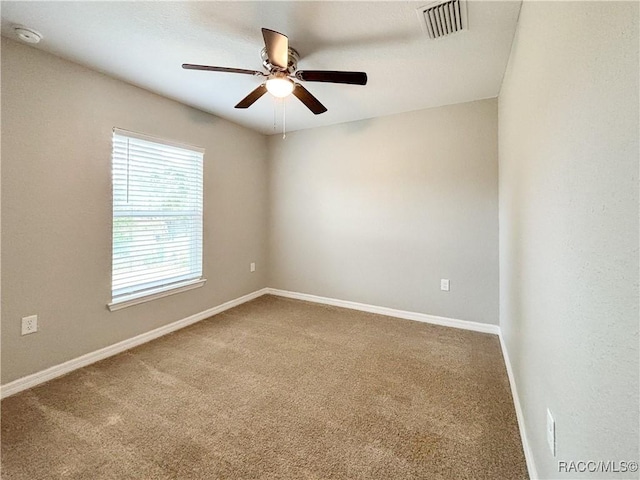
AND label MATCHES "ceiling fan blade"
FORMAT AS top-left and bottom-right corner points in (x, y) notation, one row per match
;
(235, 84), (268, 109)
(182, 64), (265, 77)
(261, 28), (289, 69)
(295, 70), (368, 85)
(292, 84), (327, 115)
